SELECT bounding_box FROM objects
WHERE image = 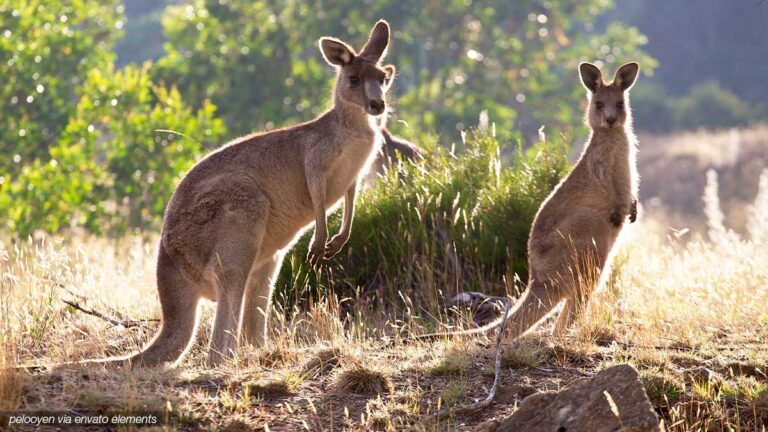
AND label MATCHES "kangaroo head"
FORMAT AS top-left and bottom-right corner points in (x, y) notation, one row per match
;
(319, 20), (396, 116)
(580, 62), (639, 130)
